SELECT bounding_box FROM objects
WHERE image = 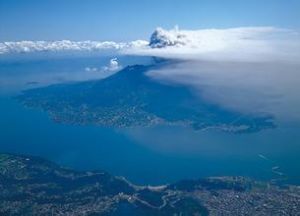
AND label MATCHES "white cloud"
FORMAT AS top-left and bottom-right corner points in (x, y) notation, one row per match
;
(0, 40), (148, 54)
(84, 58), (121, 75)
(147, 60), (300, 122)
(141, 27), (300, 122)
(128, 26), (300, 62)
(101, 58), (121, 72)
(1, 27), (299, 63)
